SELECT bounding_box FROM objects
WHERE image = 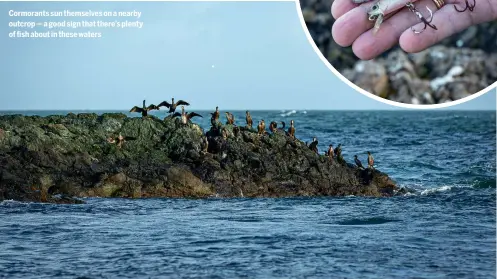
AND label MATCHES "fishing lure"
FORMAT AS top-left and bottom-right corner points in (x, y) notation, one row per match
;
(352, 0), (408, 35)
(350, 0), (474, 36)
(406, 2), (437, 34)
